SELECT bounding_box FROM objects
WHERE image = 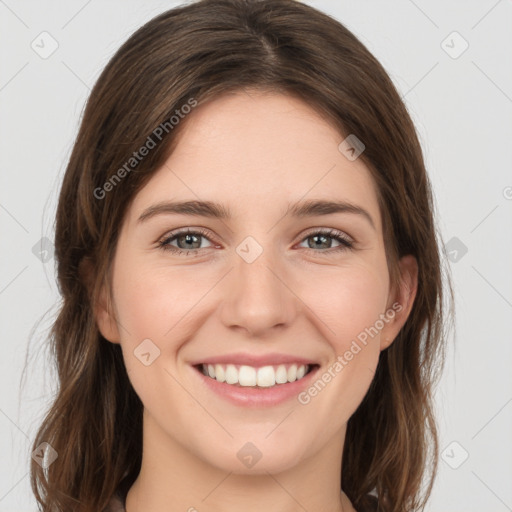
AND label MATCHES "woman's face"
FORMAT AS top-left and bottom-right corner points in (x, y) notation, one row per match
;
(96, 90), (417, 475)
